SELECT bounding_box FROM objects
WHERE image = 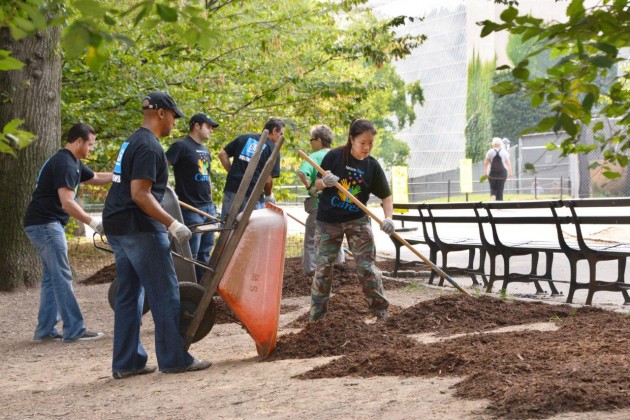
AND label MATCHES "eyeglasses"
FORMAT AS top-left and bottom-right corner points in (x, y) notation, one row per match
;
(310, 138), (319, 142)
